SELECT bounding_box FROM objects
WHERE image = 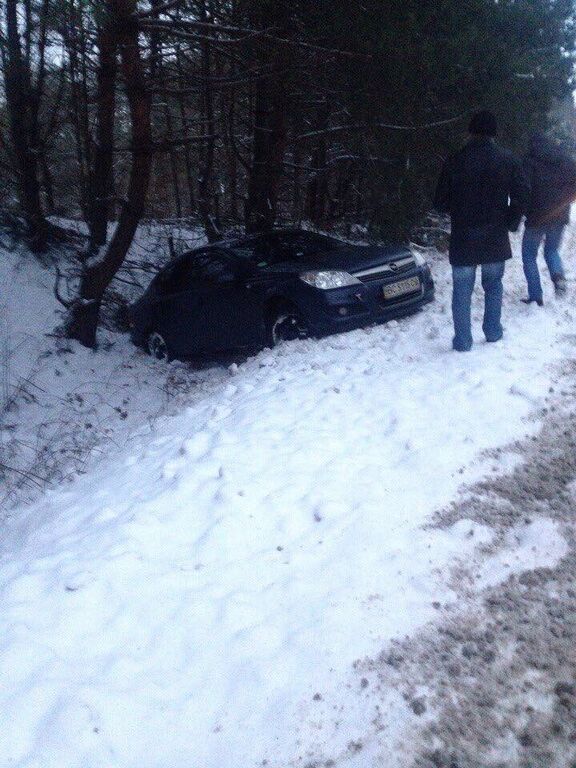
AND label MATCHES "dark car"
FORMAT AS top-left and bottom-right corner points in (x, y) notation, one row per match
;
(128, 229), (434, 361)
